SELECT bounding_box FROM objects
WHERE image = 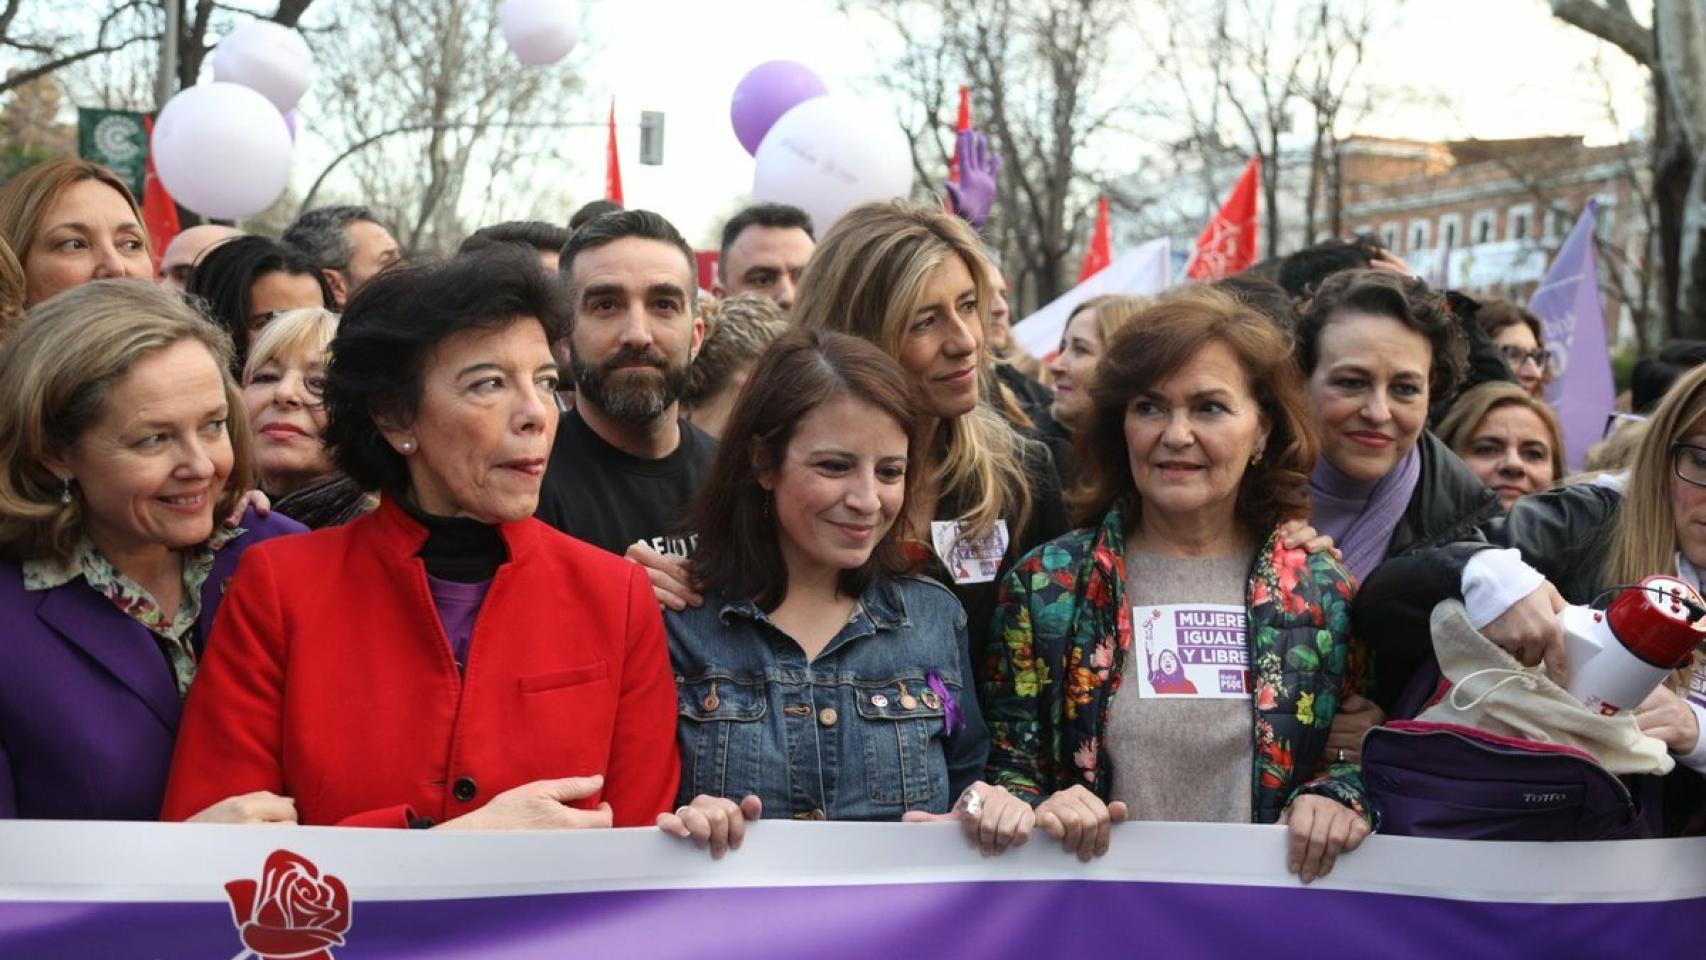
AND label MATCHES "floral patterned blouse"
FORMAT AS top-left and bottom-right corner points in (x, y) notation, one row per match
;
(981, 502), (1372, 825)
(22, 527), (241, 698)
